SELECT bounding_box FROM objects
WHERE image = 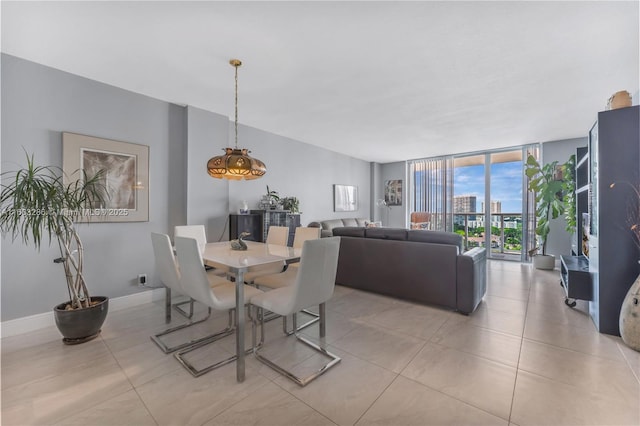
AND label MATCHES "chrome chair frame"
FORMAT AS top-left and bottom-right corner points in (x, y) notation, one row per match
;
(251, 304), (340, 386)
(150, 232), (235, 355)
(152, 307), (235, 354)
(172, 236), (263, 378)
(250, 237), (341, 386)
